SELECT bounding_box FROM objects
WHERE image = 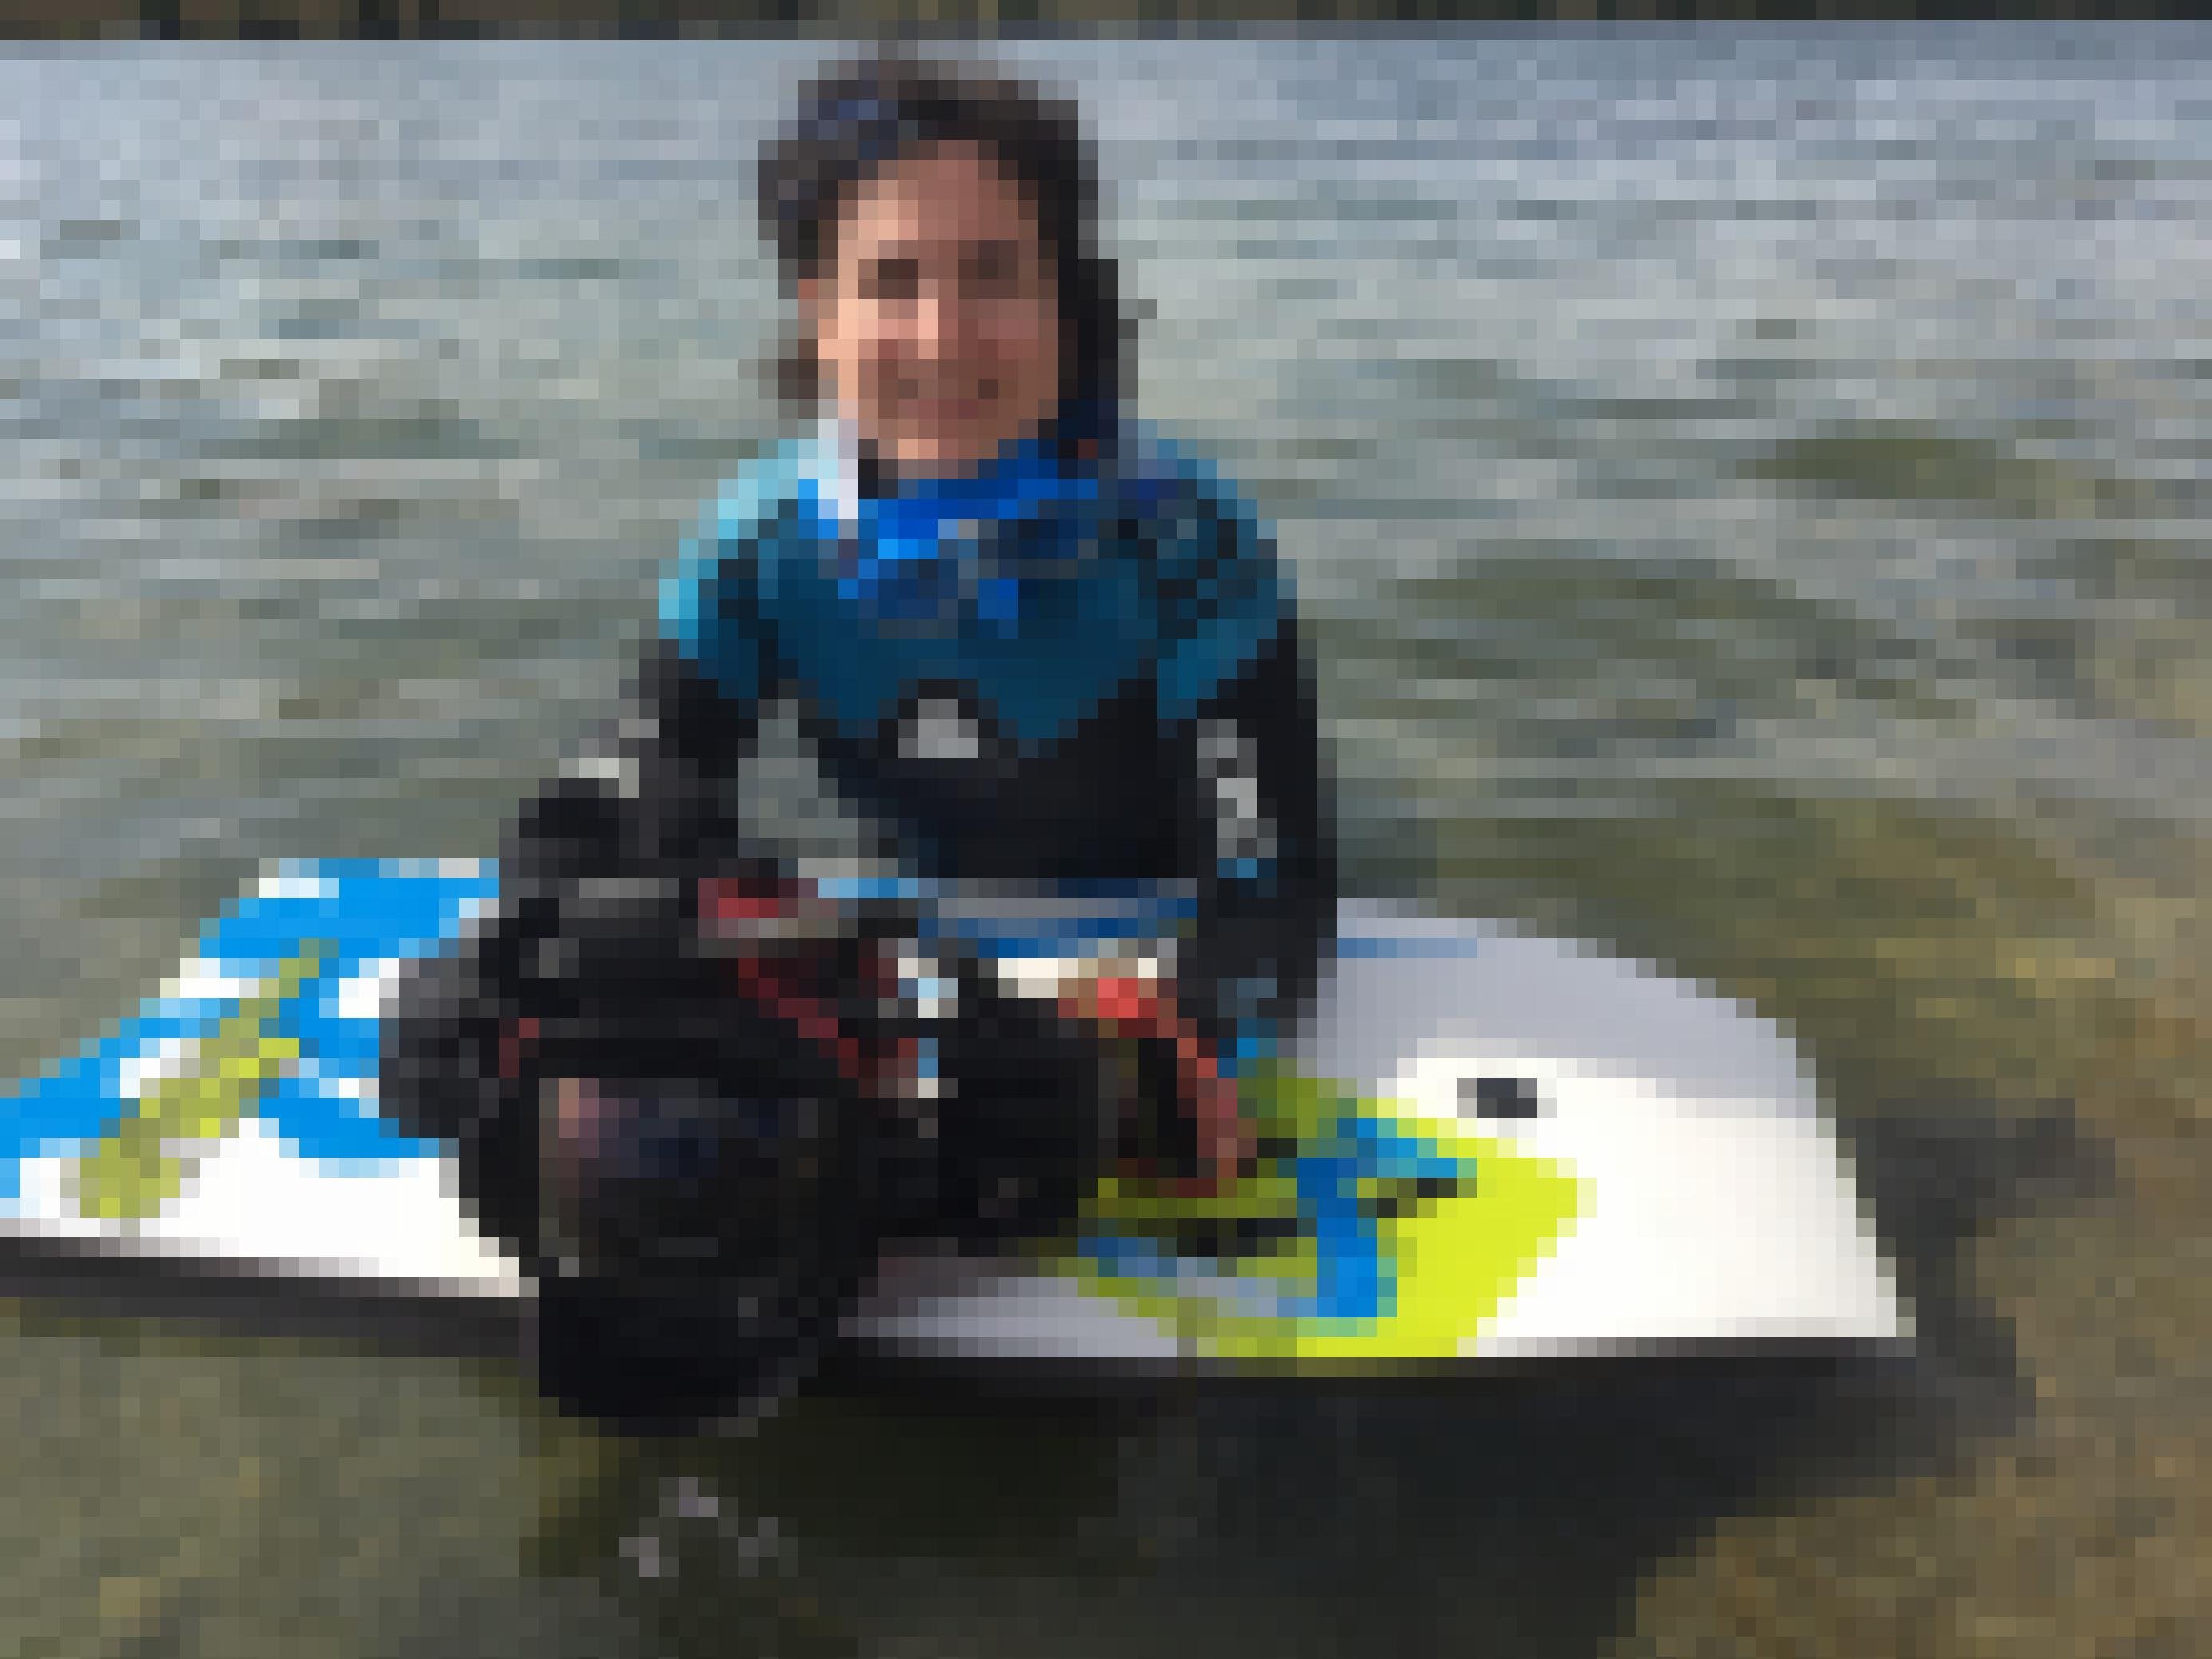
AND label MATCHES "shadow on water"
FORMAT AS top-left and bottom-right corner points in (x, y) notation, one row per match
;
(489, 1093), (2122, 1659)
(512, 1359), (1961, 1659)
(1837, 1092), (2122, 1439)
